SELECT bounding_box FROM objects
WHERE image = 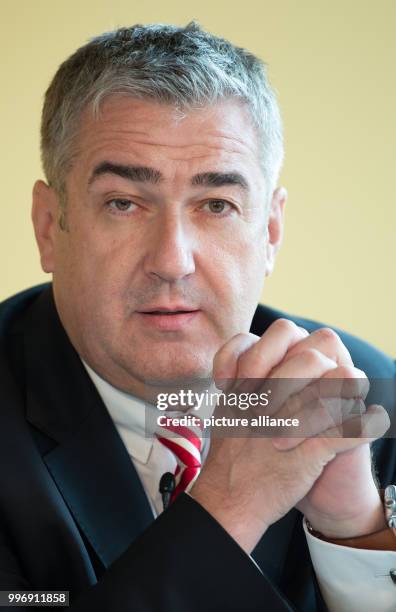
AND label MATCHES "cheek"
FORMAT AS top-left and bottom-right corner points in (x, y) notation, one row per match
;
(203, 231), (266, 313)
(54, 228), (134, 324)
(211, 228), (266, 282)
(68, 217), (138, 278)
